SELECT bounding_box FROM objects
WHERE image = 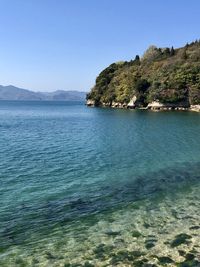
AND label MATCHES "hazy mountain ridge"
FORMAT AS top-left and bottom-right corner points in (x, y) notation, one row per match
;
(0, 85), (86, 101)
